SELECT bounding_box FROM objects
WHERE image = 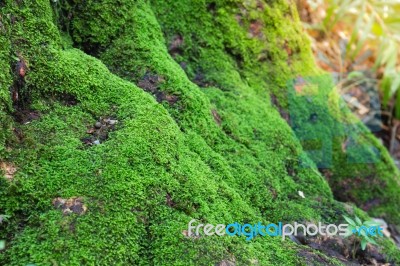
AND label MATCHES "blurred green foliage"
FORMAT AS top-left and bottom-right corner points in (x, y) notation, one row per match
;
(305, 0), (400, 117)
